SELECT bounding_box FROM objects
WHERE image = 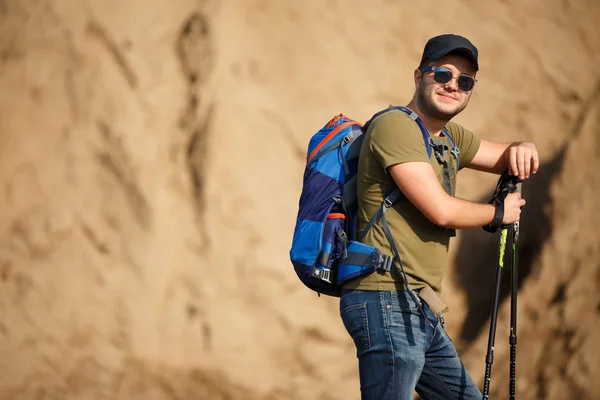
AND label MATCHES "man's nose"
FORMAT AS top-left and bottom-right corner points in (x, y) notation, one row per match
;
(444, 77), (459, 91)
